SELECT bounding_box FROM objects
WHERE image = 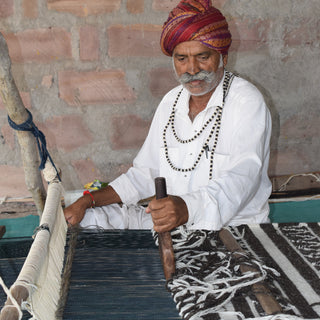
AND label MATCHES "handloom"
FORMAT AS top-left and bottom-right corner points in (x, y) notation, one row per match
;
(1, 218), (320, 319)
(0, 162), (68, 320)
